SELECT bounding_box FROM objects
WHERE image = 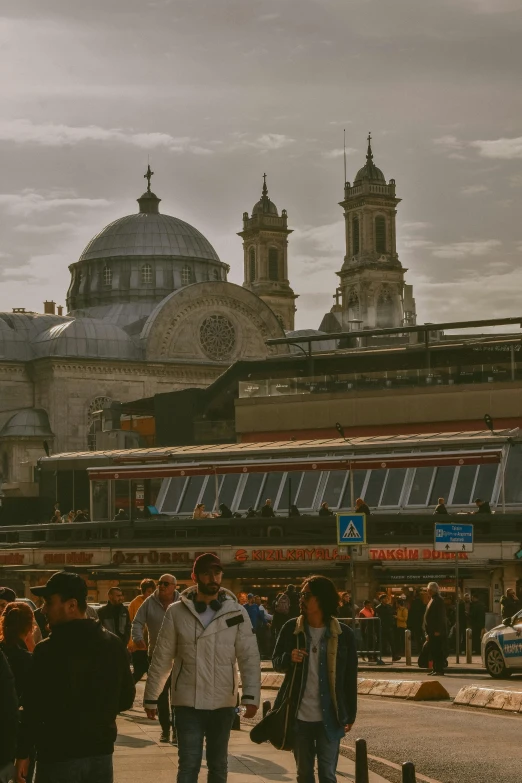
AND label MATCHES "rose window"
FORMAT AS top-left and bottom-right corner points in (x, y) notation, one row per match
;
(199, 315), (236, 361)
